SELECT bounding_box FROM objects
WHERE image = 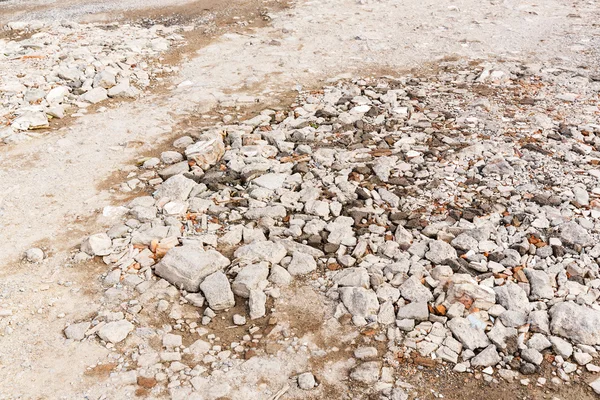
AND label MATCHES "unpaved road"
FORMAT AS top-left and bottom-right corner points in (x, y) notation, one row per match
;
(0, 0), (599, 399)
